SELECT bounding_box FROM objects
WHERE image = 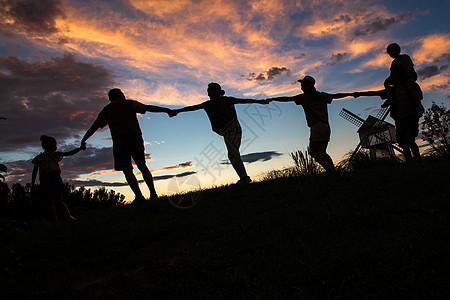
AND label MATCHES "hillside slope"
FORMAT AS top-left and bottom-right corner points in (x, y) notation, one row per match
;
(2, 157), (450, 299)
